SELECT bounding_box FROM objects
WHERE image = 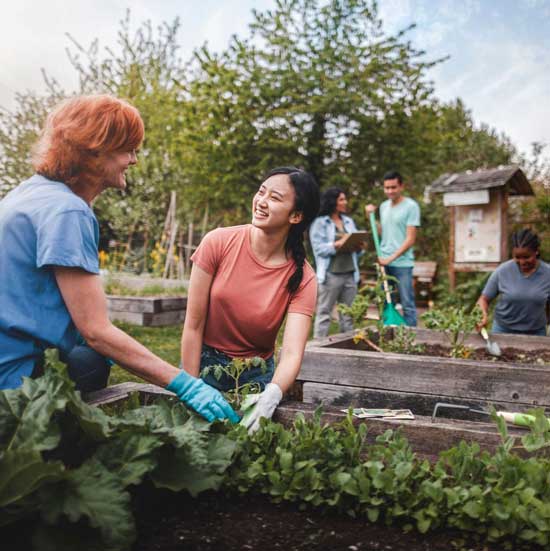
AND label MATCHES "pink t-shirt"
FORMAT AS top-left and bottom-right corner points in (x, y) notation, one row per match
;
(191, 224), (317, 359)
